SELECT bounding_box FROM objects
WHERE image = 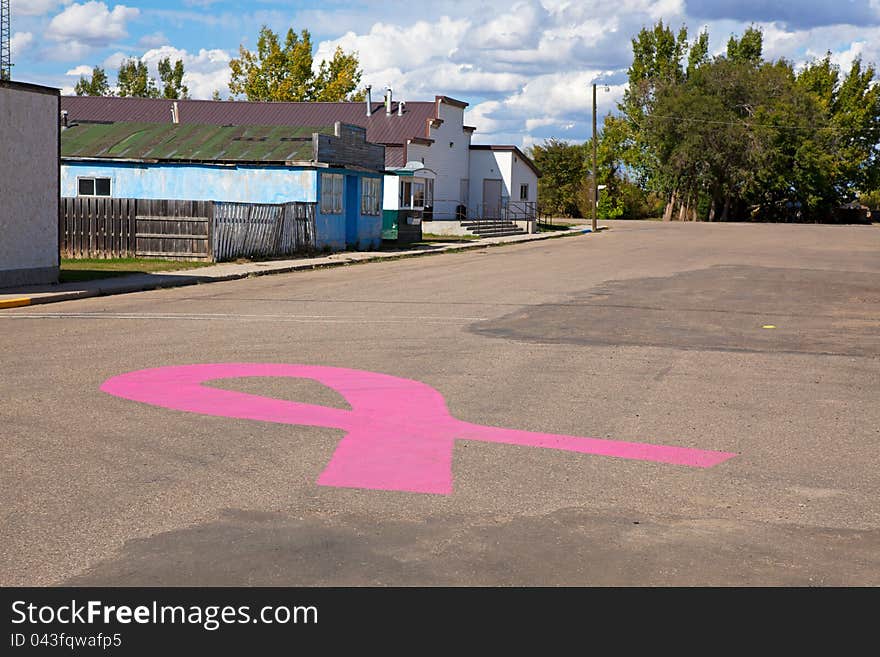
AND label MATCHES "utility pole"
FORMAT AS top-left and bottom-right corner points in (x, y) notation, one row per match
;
(591, 82), (598, 233)
(1, 0), (10, 81)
